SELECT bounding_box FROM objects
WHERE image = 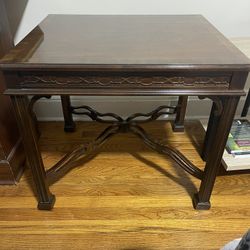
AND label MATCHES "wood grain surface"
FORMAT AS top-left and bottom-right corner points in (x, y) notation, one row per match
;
(1, 15), (250, 71)
(0, 120), (249, 249)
